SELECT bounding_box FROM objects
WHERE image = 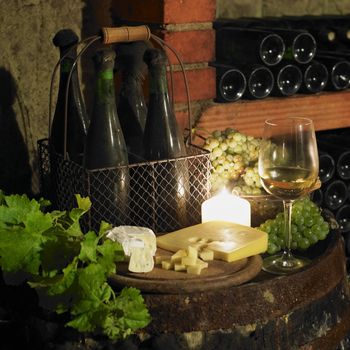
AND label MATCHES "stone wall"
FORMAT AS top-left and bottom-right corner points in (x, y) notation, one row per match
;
(217, 0), (350, 18)
(0, 0), (88, 194)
